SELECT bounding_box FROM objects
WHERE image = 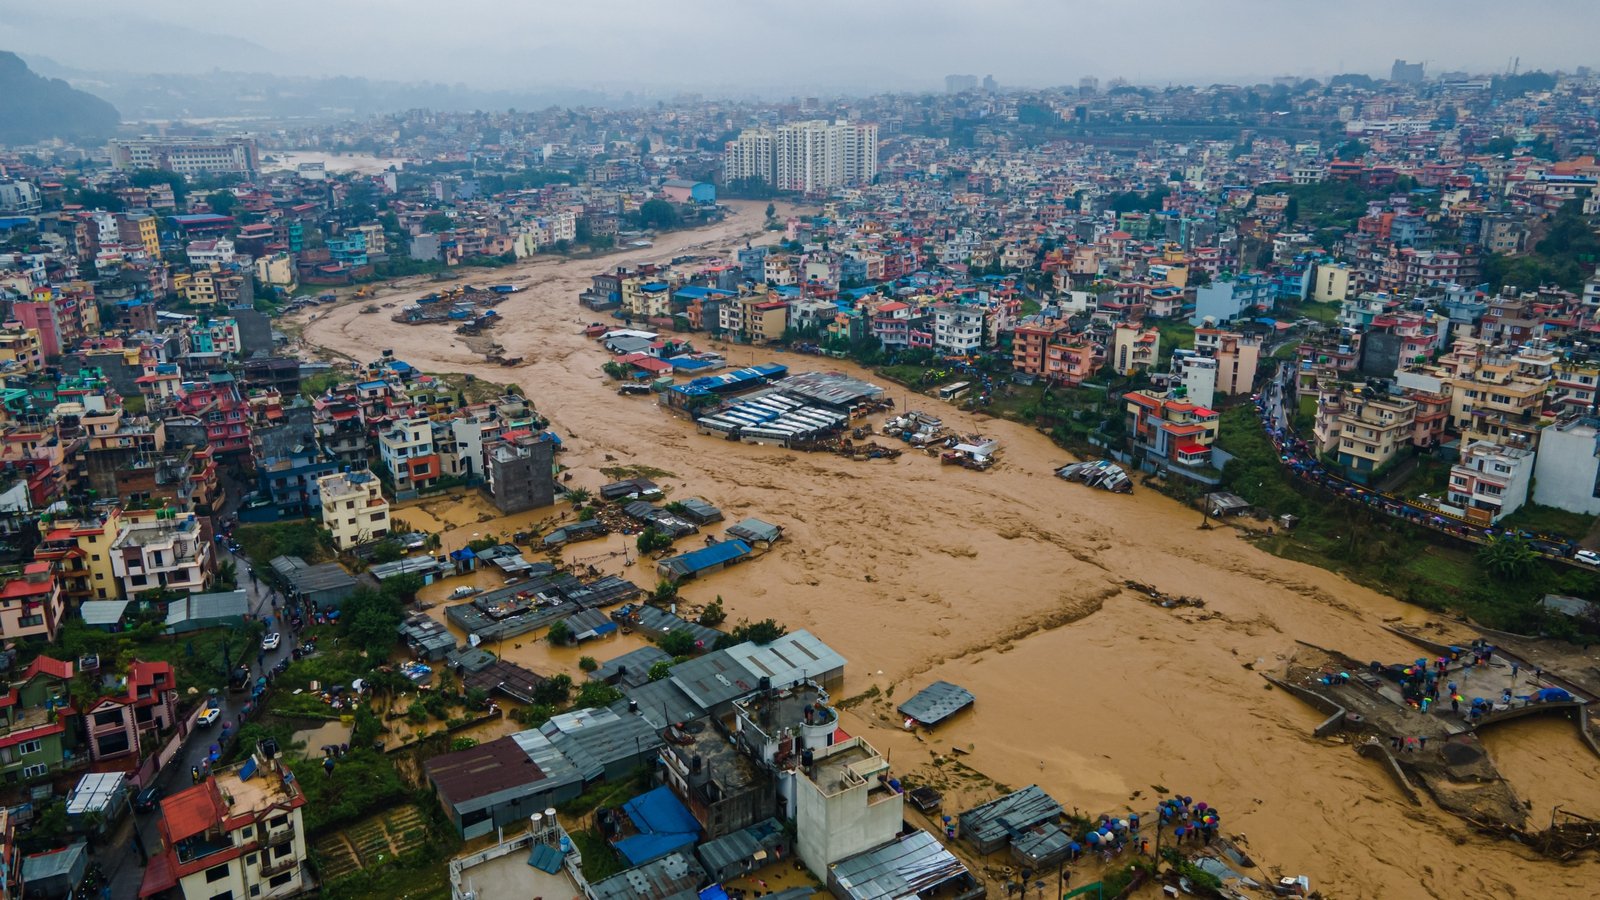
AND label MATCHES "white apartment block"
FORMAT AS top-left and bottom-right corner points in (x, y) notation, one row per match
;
(1448, 440), (1534, 523)
(723, 129), (775, 185)
(725, 121), (877, 193)
(108, 137), (260, 177)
